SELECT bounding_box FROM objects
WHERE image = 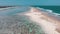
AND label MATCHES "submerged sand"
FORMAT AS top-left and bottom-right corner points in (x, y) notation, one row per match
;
(24, 7), (60, 34)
